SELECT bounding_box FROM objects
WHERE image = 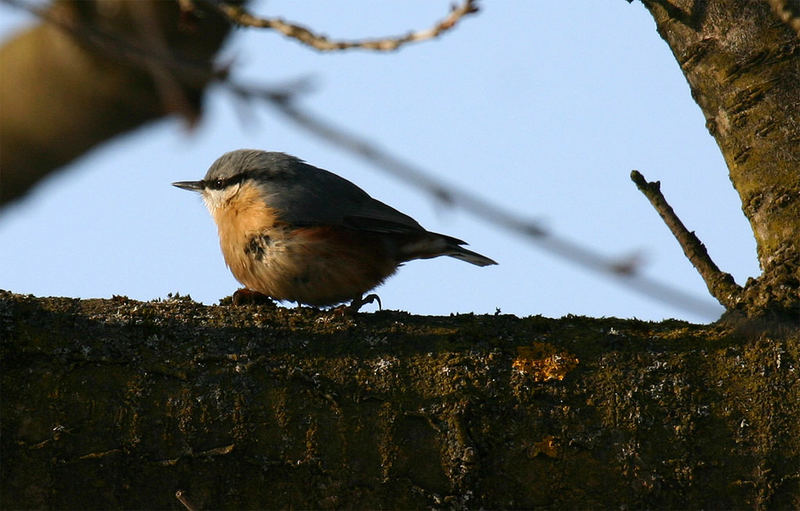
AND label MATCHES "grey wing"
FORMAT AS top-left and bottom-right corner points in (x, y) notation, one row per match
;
(264, 162), (426, 234)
